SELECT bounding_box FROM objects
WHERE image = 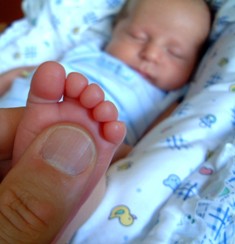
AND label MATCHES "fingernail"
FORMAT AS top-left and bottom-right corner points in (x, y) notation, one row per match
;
(41, 125), (96, 176)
